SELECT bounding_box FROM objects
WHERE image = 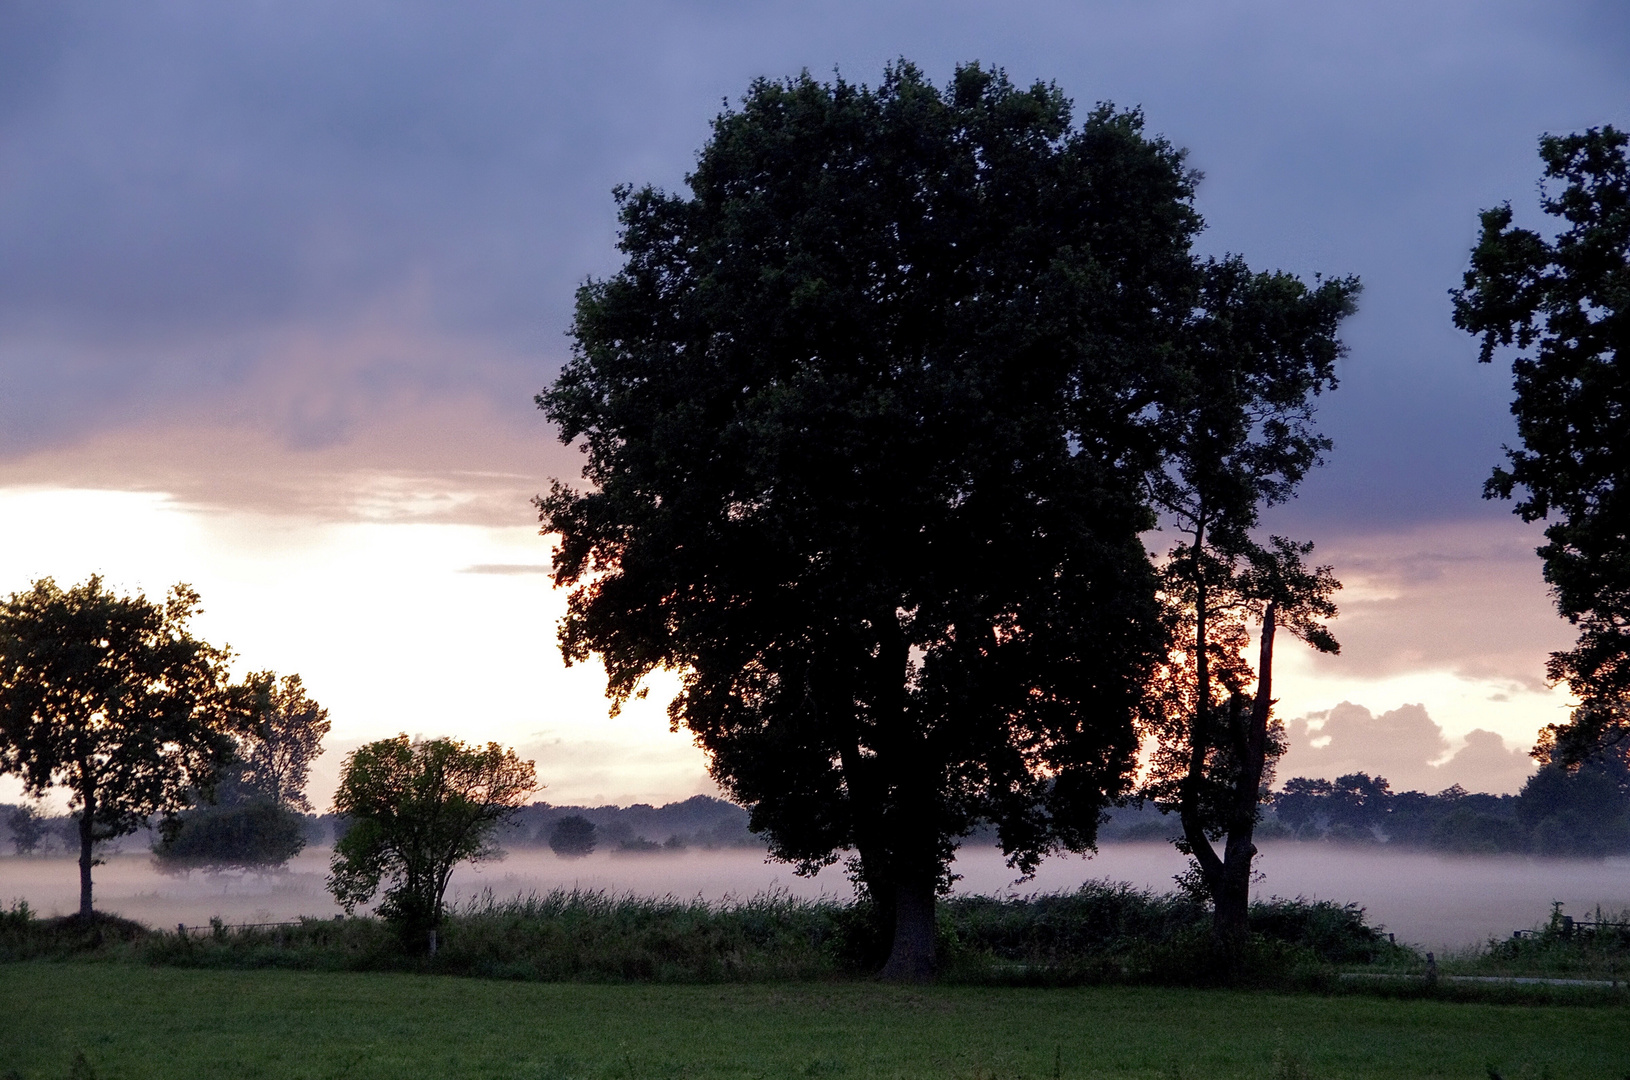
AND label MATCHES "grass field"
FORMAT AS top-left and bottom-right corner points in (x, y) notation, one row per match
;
(2, 963), (1626, 1080)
